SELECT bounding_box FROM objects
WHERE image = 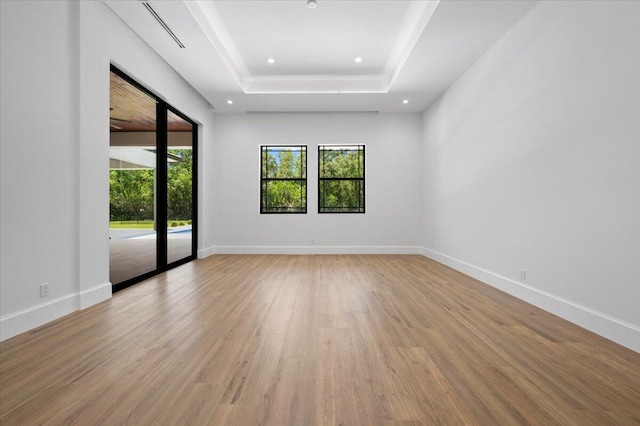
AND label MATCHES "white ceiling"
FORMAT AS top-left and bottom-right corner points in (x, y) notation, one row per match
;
(188, 0), (438, 93)
(105, 0), (538, 113)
